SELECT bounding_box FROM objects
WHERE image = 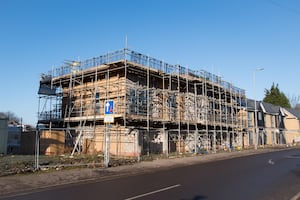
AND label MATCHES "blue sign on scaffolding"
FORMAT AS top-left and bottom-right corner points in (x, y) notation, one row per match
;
(104, 100), (114, 115)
